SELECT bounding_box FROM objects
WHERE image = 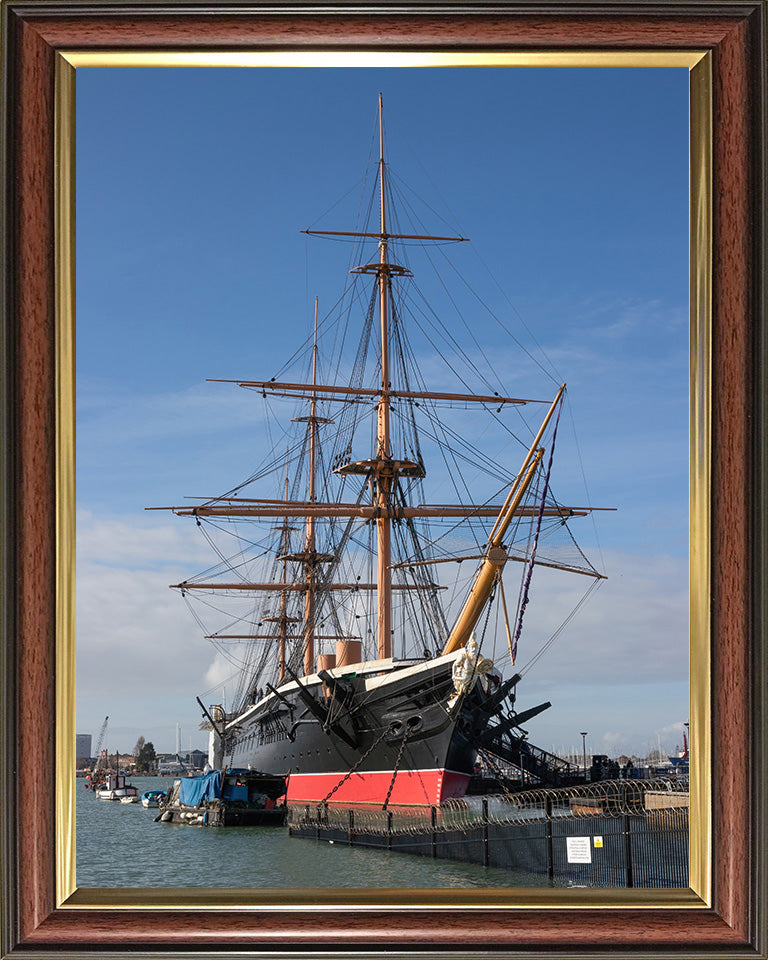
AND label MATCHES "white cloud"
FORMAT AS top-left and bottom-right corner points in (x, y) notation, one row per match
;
(656, 720), (687, 740)
(77, 508), (212, 569)
(502, 549), (688, 689)
(599, 731), (625, 749)
(76, 563), (210, 688)
(78, 380), (265, 445)
(75, 508), (688, 754)
(486, 547), (689, 754)
(76, 513), (223, 738)
(203, 652), (240, 694)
